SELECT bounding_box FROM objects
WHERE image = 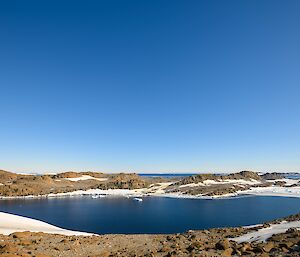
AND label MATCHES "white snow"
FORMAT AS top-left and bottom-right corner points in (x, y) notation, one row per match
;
(243, 224), (263, 229)
(223, 179), (261, 185)
(138, 182), (174, 195)
(232, 220), (300, 243)
(179, 179), (261, 188)
(0, 188), (140, 200)
(241, 186), (300, 198)
(267, 178), (299, 186)
(0, 212), (93, 236)
(17, 173), (35, 176)
(64, 175), (108, 182)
